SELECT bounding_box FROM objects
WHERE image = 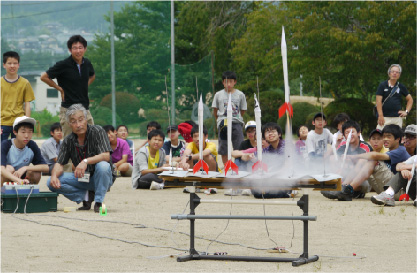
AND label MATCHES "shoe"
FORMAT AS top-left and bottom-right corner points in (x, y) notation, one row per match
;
(224, 189), (241, 196)
(204, 188), (217, 195)
(94, 202), (102, 213)
(241, 189), (252, 196)
(150, 181), (164, 190)
(371, 192), (395, 207)
(337, 185), (354, 201)
(321, 191), (340, 200)
(78, 200), (92, 210)
(353, 191), (366, 199)
(77, 191), (95, 210)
